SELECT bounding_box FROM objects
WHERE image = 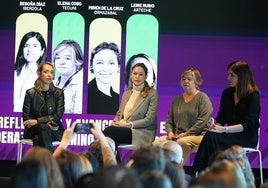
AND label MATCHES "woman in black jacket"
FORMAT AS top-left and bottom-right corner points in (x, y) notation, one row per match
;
(22, 61), (65, 152)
